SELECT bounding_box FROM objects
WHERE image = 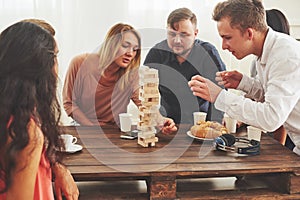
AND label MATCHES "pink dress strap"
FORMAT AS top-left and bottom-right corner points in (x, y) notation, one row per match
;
(34, 149), (54, 200)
